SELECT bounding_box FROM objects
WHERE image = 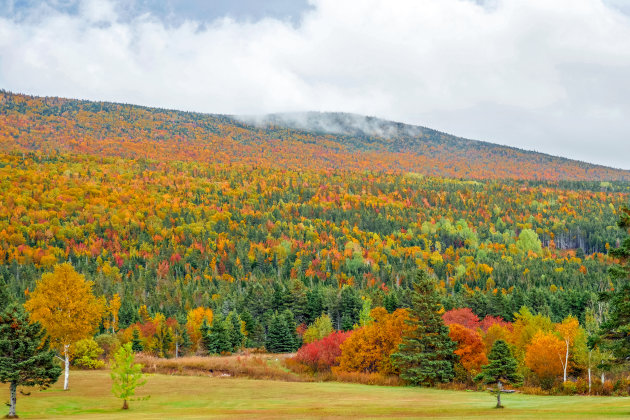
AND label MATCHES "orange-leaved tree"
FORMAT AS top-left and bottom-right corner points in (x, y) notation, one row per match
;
(25, 263), (105, 390)
(524, 331), (564, 387)
(448, 323), (488, 375)
(335, 307), (411, 375)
